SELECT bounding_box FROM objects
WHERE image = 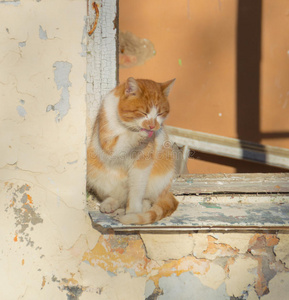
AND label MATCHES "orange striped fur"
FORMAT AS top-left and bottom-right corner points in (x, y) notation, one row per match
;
(87, 77), (178, 224)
